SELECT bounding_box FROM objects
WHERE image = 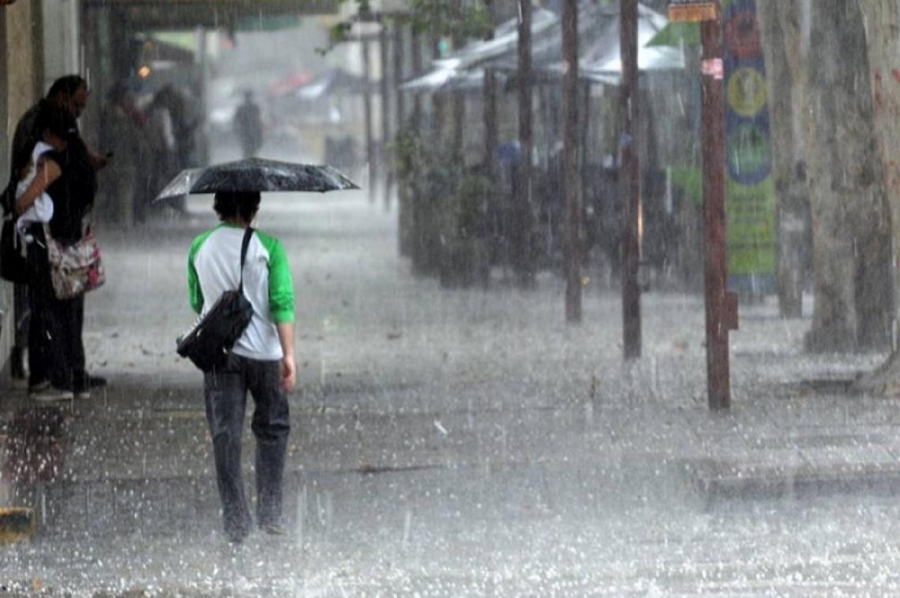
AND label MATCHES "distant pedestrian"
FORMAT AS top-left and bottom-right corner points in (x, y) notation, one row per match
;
(99, 80), (148, 225)
(187, 191), (296, 544)
(234, 90), (263, 158)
